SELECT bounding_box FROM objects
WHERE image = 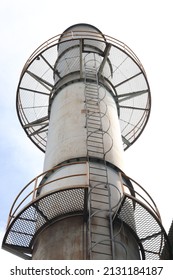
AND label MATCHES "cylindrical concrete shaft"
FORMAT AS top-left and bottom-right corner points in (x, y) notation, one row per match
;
(32, 24), (140, 260)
